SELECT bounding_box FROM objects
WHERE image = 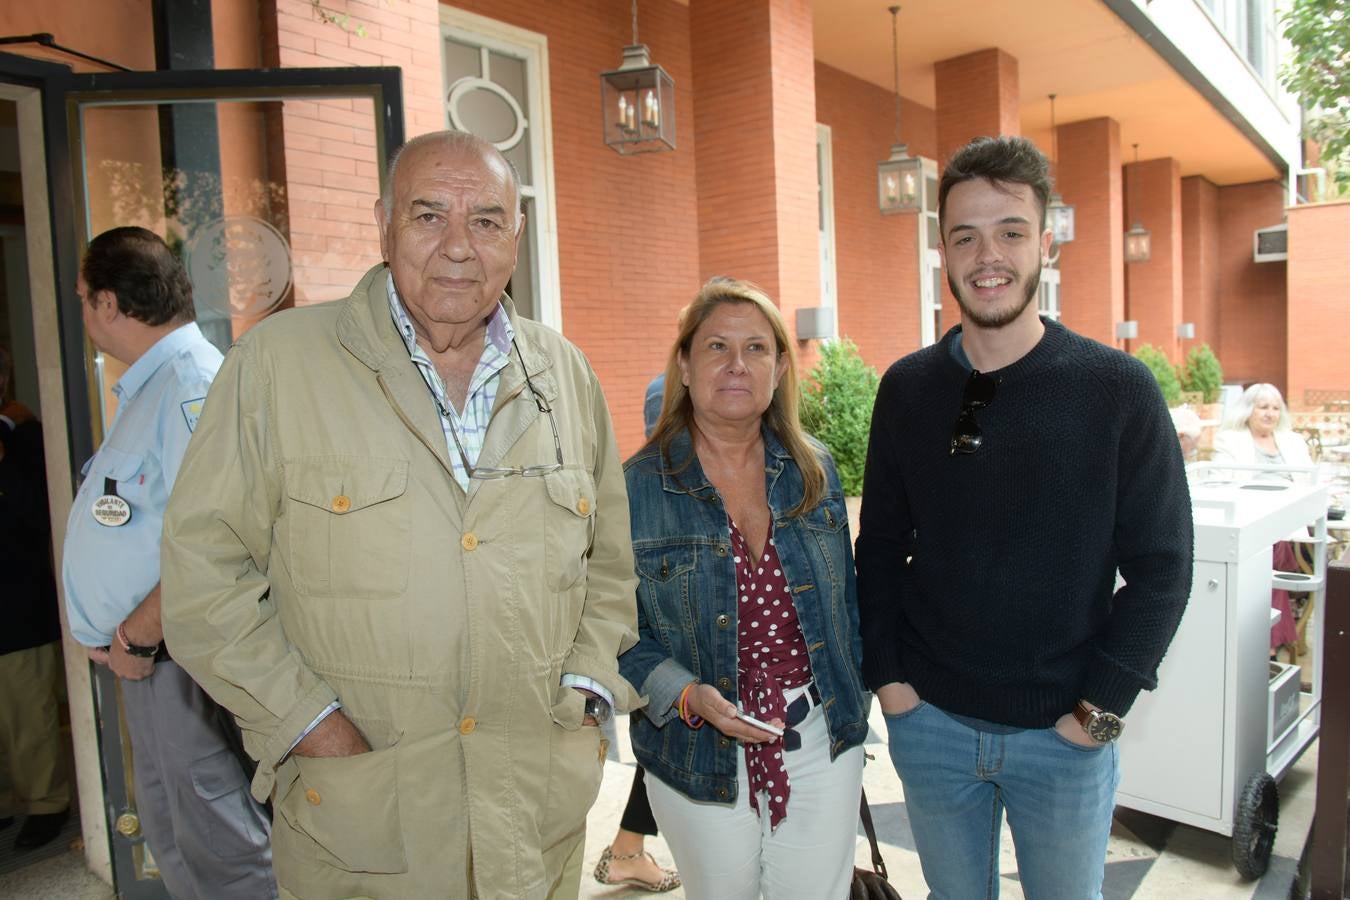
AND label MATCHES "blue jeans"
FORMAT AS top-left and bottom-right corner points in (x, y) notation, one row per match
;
(885, 701), (1119, 900)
